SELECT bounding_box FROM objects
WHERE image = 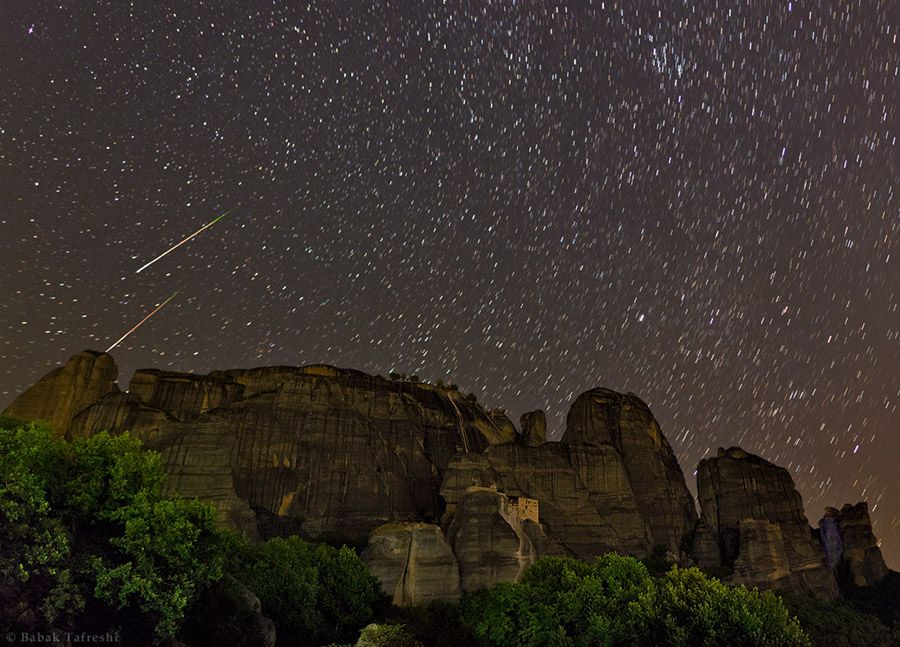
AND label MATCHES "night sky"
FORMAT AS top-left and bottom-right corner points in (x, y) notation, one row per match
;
(1, 2), (897, 565)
